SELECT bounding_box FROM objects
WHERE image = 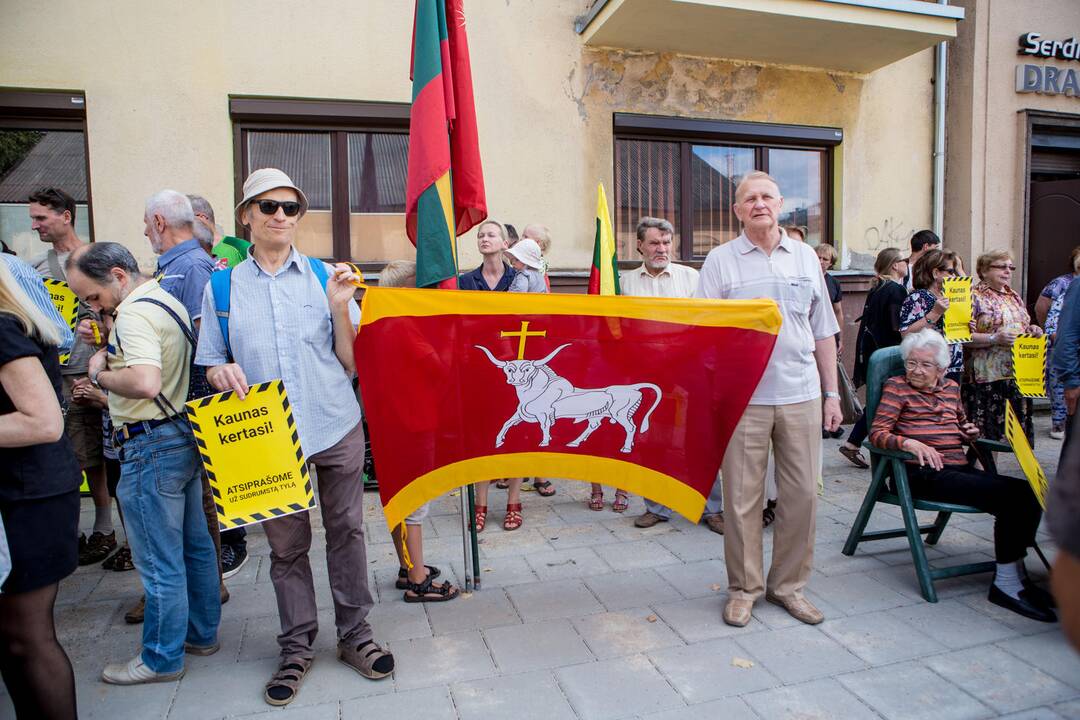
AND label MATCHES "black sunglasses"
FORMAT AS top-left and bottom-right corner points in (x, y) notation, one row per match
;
(251, 199), (301, 217)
